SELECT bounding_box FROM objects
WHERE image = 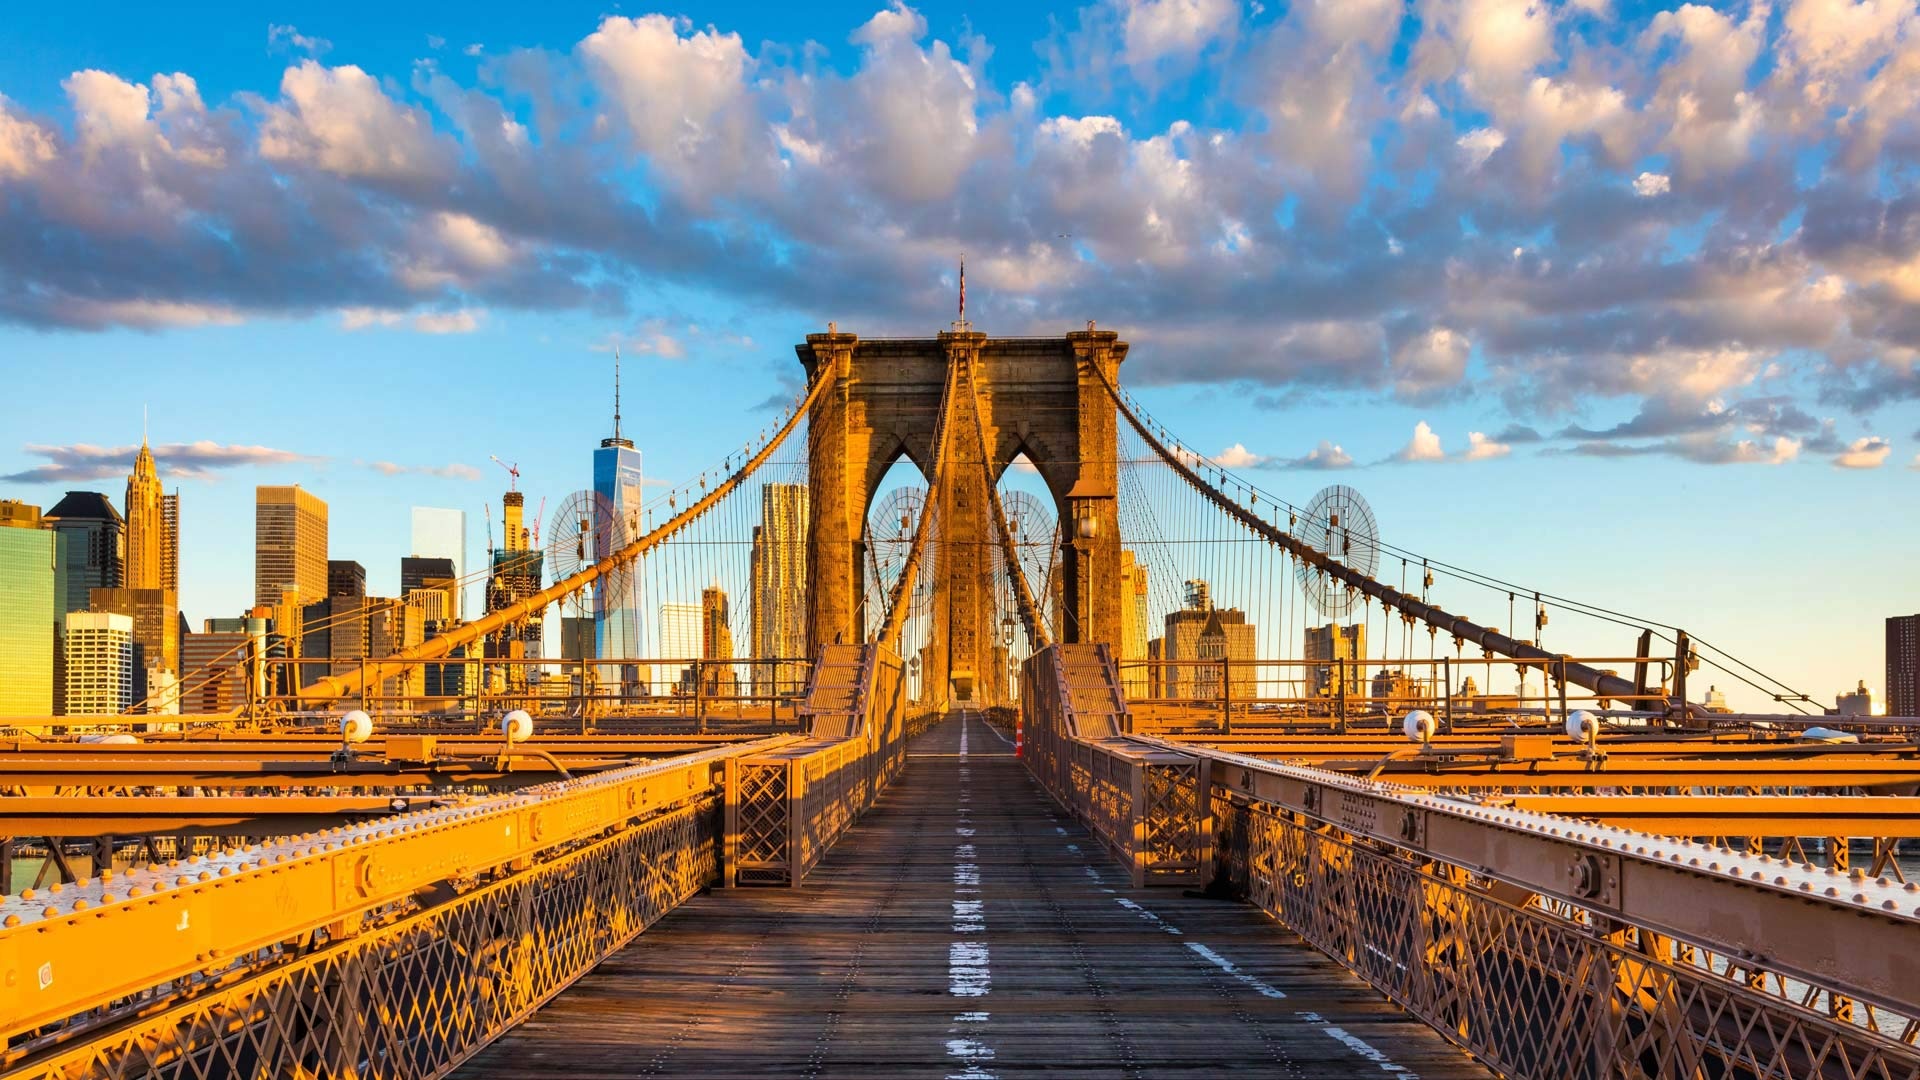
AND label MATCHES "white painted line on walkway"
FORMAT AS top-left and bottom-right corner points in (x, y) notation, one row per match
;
(944, 713), (998, 1078)
(1185, 941), (1288, 999)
